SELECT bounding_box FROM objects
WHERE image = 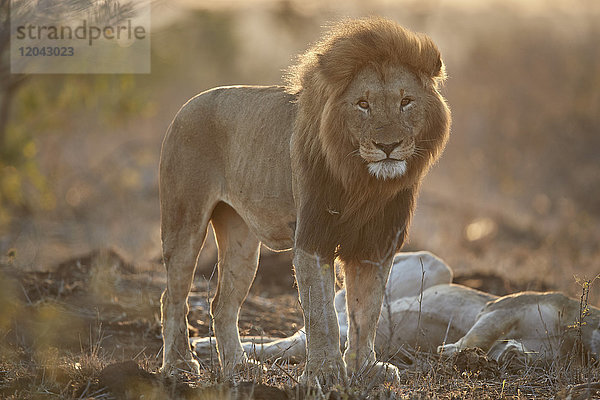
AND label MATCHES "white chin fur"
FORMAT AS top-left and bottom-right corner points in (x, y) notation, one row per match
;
(368, 160), (407, 180)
